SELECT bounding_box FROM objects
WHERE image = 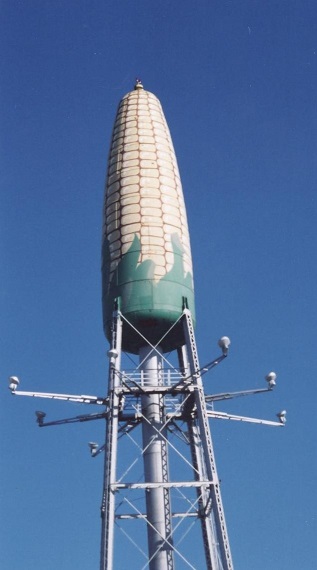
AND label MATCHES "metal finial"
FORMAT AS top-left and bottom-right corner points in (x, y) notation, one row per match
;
(134, 78), (143, 90)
